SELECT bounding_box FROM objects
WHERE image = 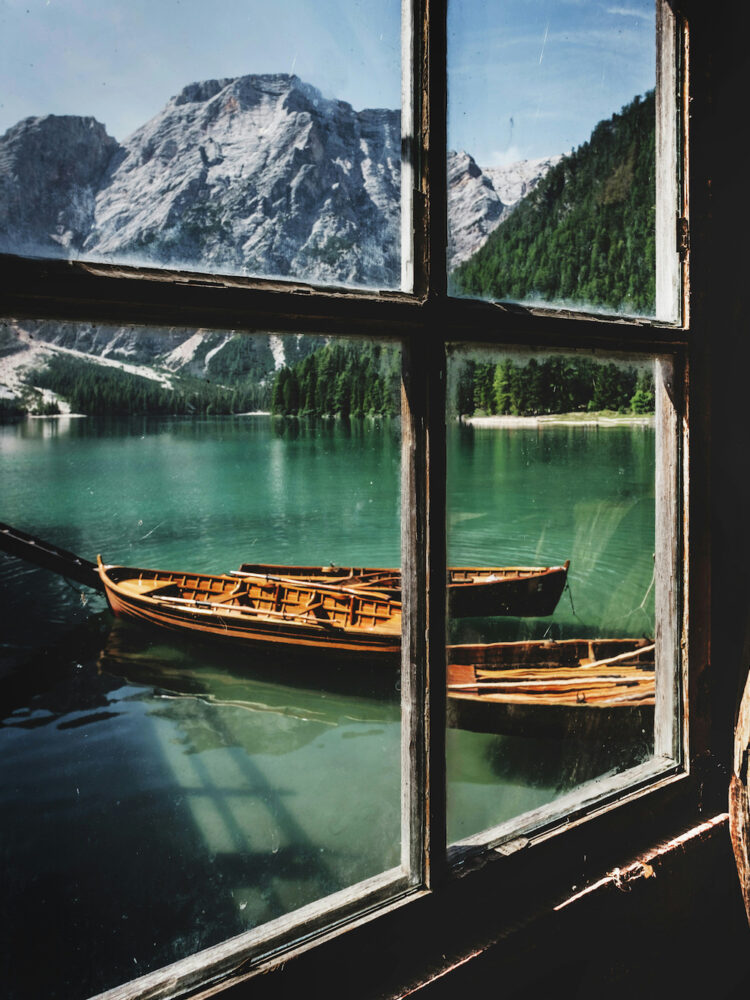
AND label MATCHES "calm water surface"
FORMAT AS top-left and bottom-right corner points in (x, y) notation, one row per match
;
(0, 415), (655, 998)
